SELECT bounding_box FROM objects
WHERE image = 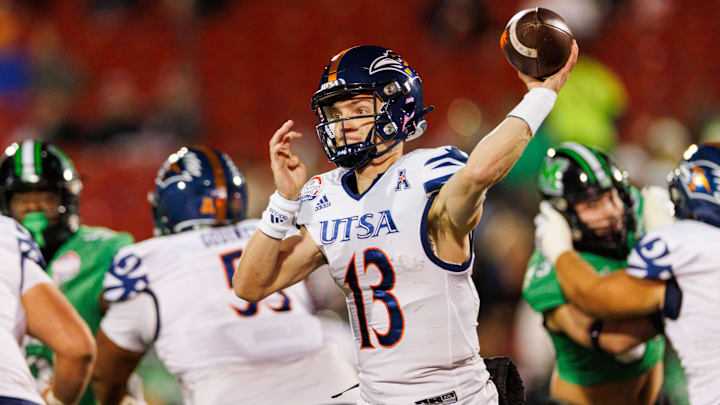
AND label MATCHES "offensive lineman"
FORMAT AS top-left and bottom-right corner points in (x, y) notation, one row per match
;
(0, 214), (95, 405)
(233, 43), (578, 403)
(536, 142), (720, 405)
(0, 140), (134, 405)
(93, 146), (358, 405)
